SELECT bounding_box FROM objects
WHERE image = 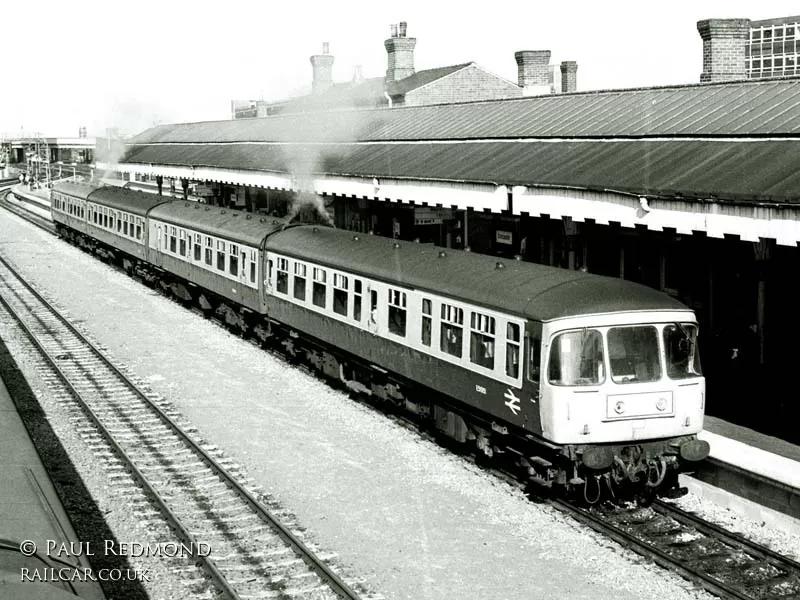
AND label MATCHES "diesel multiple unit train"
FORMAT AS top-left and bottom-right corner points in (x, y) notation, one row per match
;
(50, 181), (709, 502)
